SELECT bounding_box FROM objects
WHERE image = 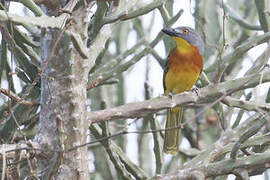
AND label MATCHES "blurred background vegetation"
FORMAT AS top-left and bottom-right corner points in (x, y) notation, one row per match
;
(0, 0), (270, 179)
